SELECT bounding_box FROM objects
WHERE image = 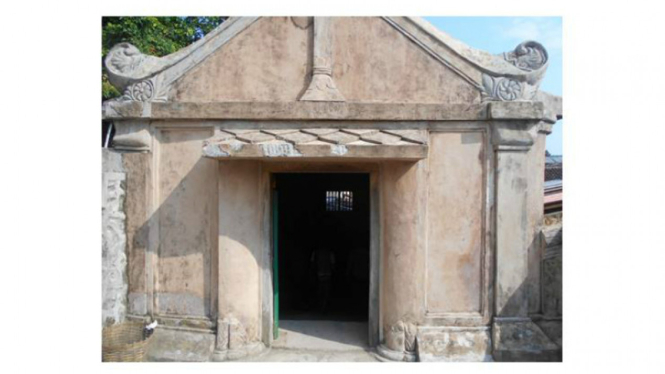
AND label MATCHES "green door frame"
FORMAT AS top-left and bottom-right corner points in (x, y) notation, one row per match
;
(272, 188), (279, 340)
(262, 167), (380, 348)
